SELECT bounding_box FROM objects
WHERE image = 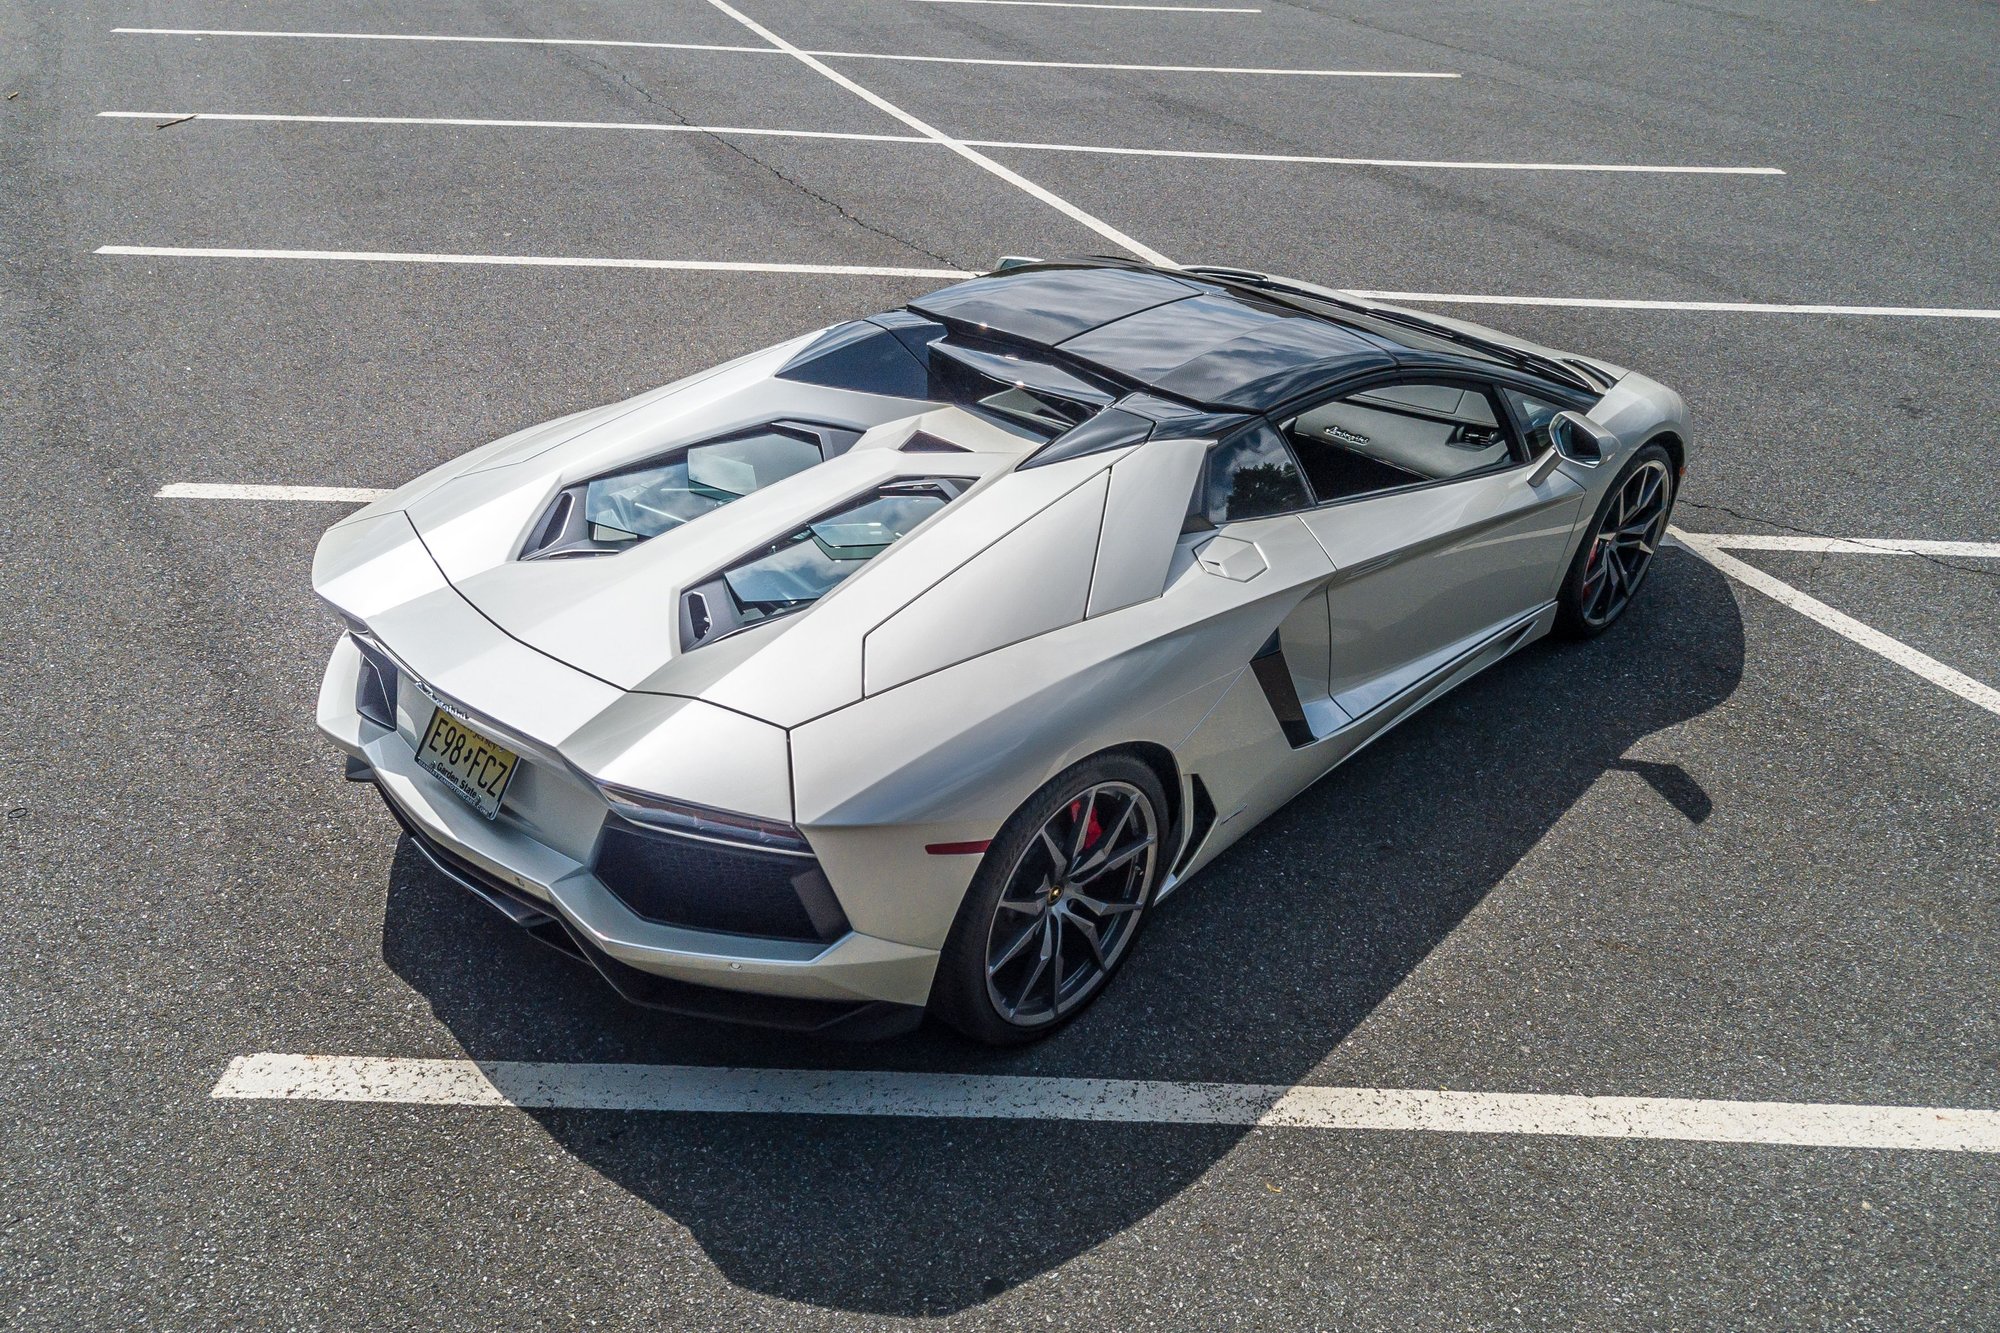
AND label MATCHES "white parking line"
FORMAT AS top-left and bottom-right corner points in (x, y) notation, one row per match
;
(982, 138), (1783, 174)
(157, 483), (389, 501)
(213, 1054), (2000, 1153)
(100, 110), (927, 146)
(696, 0), (1173, 265)
(813, 50), (1452, 76)
(112, 27), (772, 54)
(910, 0), (1260, 10)
(103, 250), (2000, 326)
(1695, 533), (2000, 558)
(96, 245), (969, 279)
(112, 27), (1453, 77)
(1672, 528), (2000, 717)
(1354, 290), (2000, 319)
(97, 111), (1786, 177)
